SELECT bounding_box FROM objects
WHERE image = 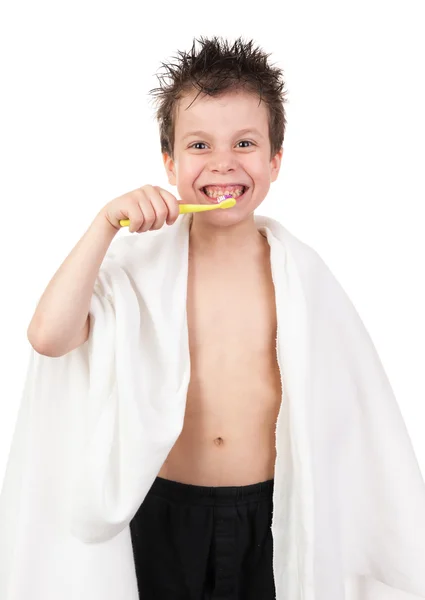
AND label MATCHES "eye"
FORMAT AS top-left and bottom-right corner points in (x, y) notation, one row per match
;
(237, 140), (254, 148)
(189, 142), (207, 150)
